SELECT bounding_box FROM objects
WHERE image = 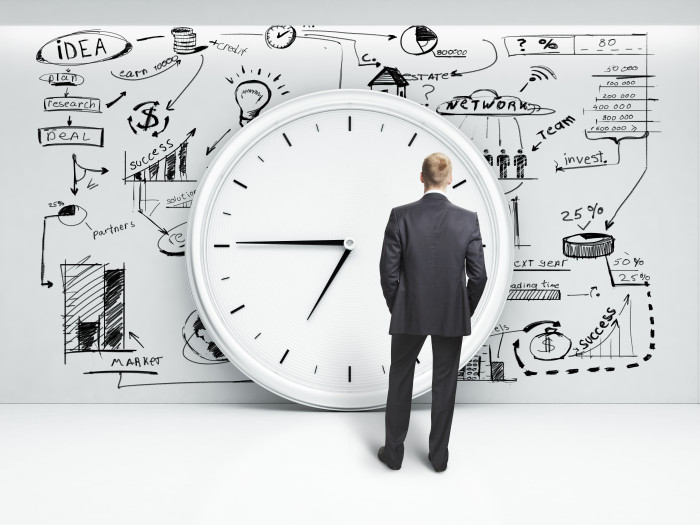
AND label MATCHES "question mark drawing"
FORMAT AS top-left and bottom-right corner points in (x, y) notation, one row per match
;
(517, 38), (526, 51)
(422, 84), (435, 106)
